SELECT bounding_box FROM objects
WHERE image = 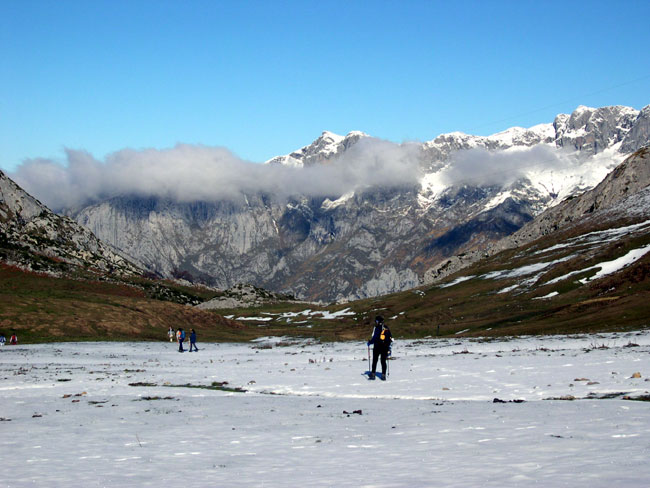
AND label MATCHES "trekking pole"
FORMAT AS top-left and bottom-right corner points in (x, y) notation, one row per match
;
(387, 352), (390, 378)
(367, 346), (371, 372)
